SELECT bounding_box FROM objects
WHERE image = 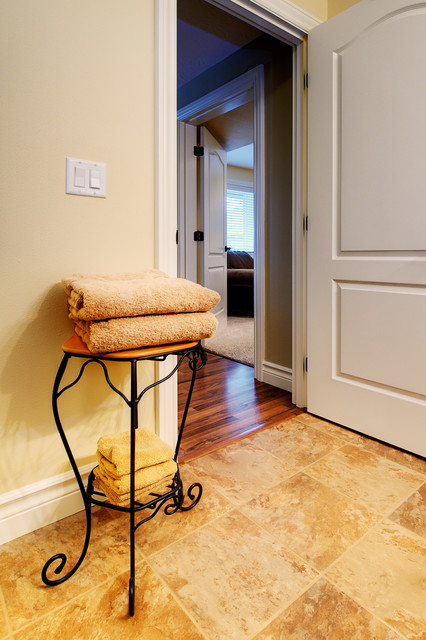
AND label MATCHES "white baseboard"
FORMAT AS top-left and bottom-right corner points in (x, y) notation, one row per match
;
(262, 361), (292, 392)
(0, 463), (95, 545)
